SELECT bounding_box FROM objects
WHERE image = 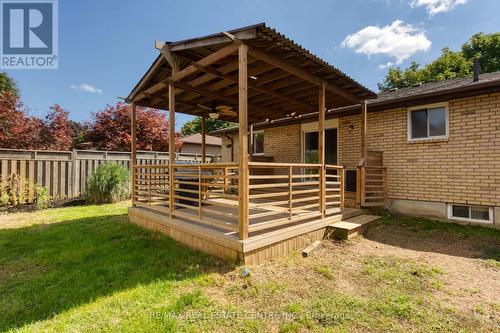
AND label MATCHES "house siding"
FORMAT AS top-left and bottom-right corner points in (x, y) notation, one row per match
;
(180, 143), (221, 156)
(344, 92), (500, 207)
(218, 92), (500, 208)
